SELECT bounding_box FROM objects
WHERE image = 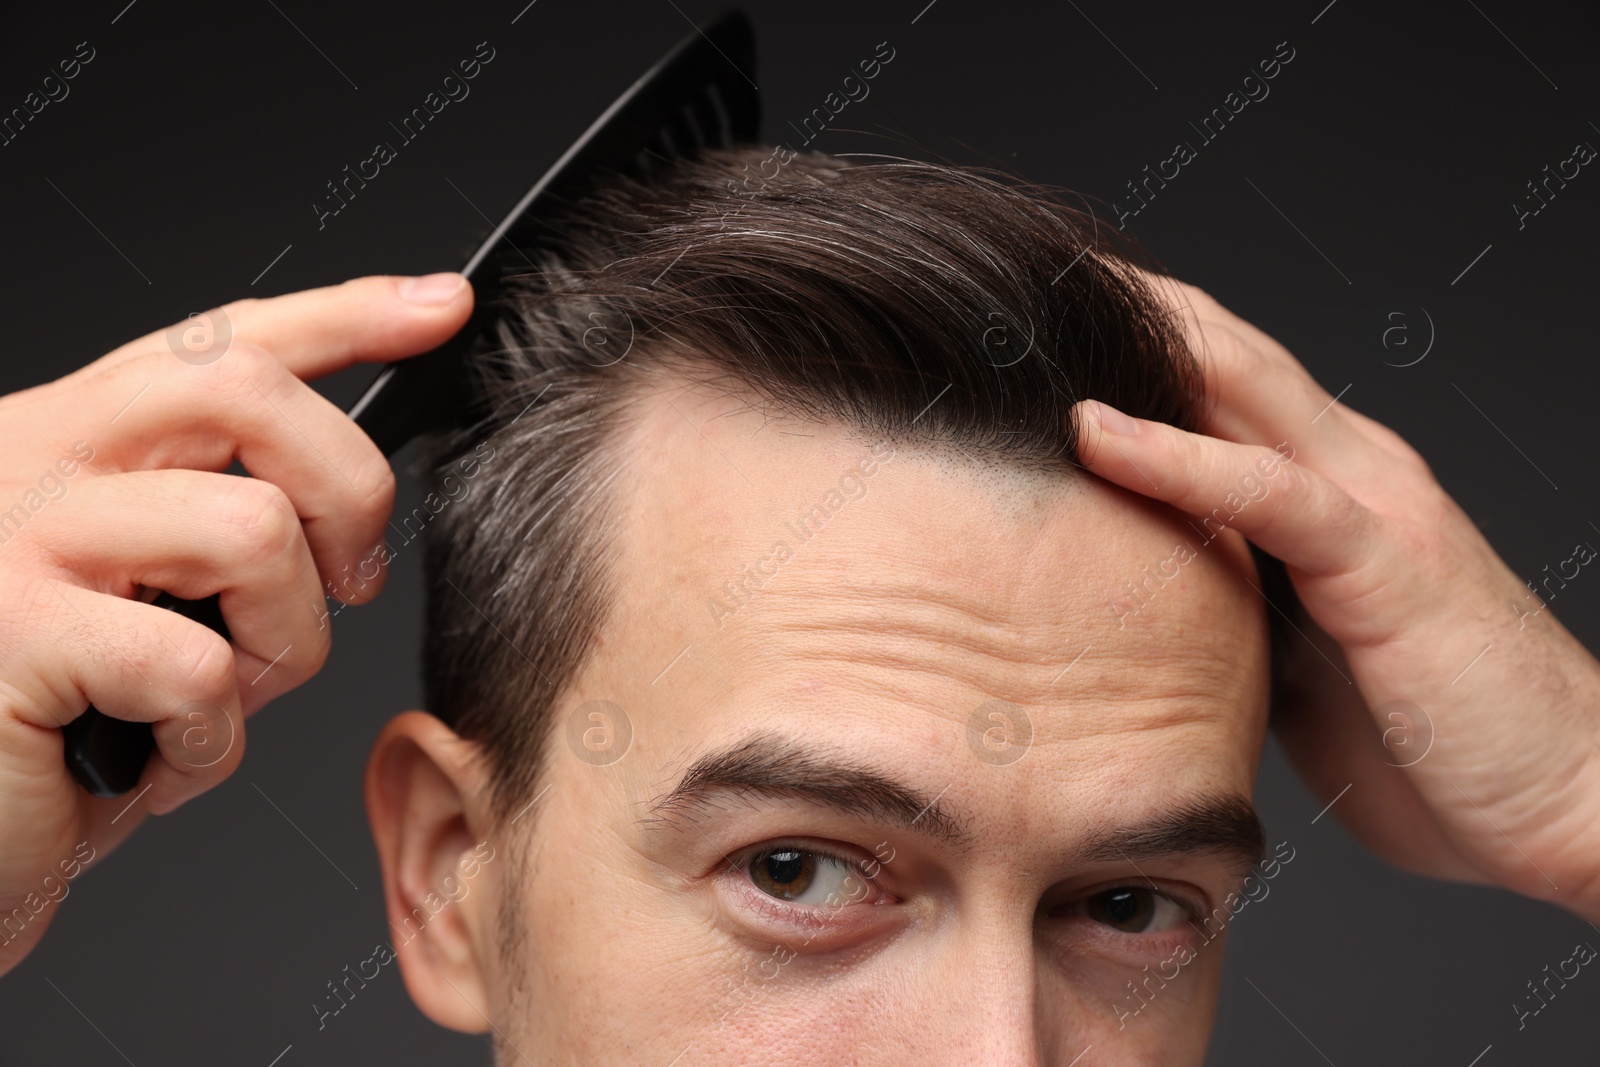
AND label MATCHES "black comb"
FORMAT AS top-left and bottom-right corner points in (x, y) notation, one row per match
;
(63, 9), (761, 797)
